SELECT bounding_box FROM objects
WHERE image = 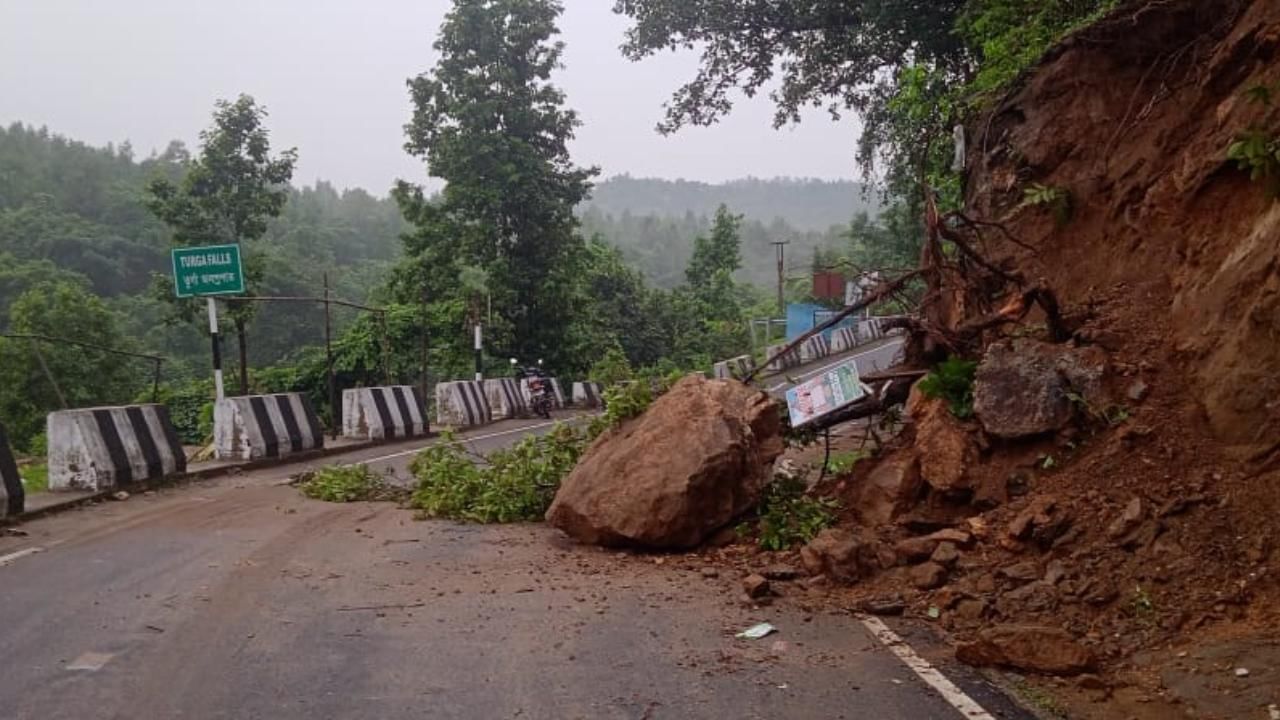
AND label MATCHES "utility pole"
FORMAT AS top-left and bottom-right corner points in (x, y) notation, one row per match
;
(323, 273), (337, 438)
(771, 240), (790, 342)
